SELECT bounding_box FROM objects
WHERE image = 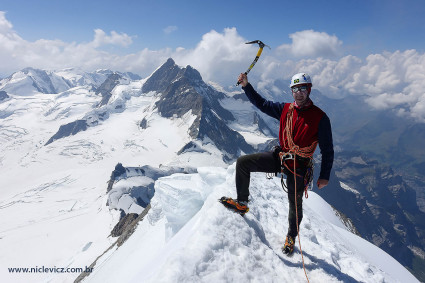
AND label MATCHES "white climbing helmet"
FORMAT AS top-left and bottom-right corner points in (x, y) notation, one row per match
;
(289, 73), (312, 88)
